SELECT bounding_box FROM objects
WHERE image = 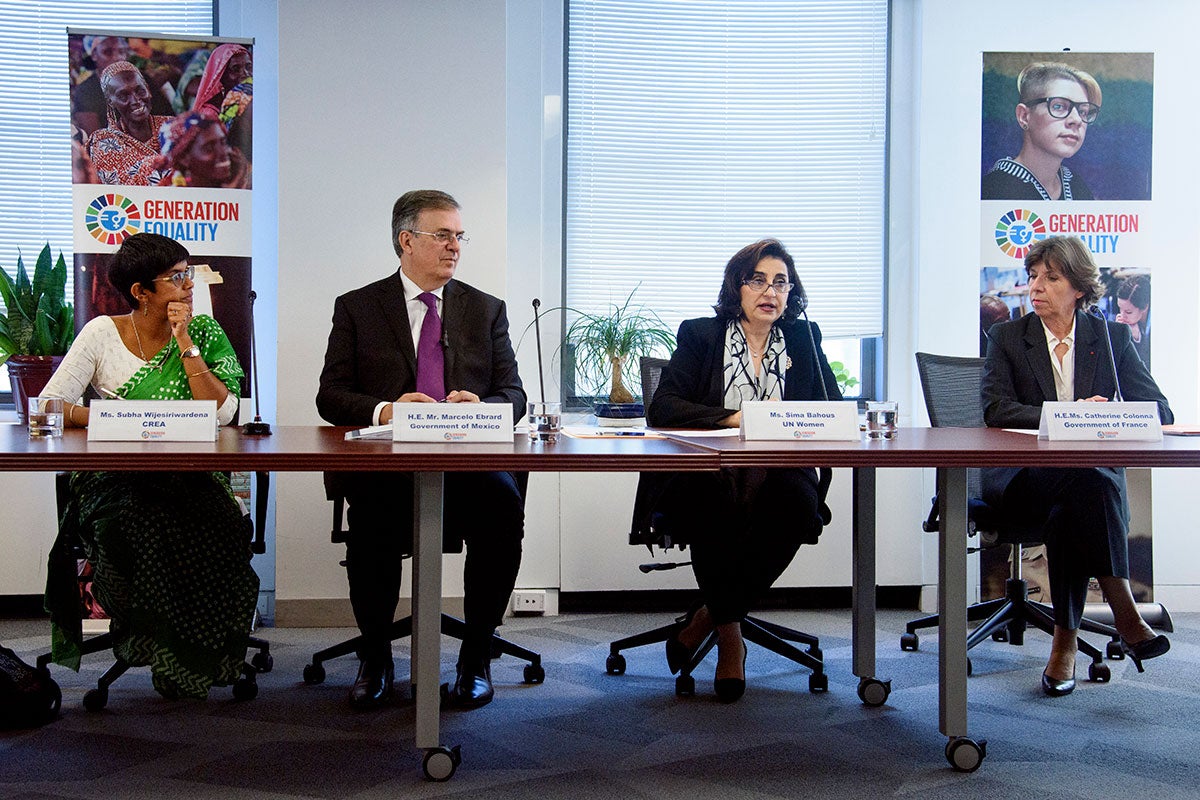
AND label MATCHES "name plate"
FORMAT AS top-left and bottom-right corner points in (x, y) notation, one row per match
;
(740, 400), (860, 441)
(1038, 401), (1163, 441)
(392, 402), (514, 442)
(87, 400), (218, 441)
